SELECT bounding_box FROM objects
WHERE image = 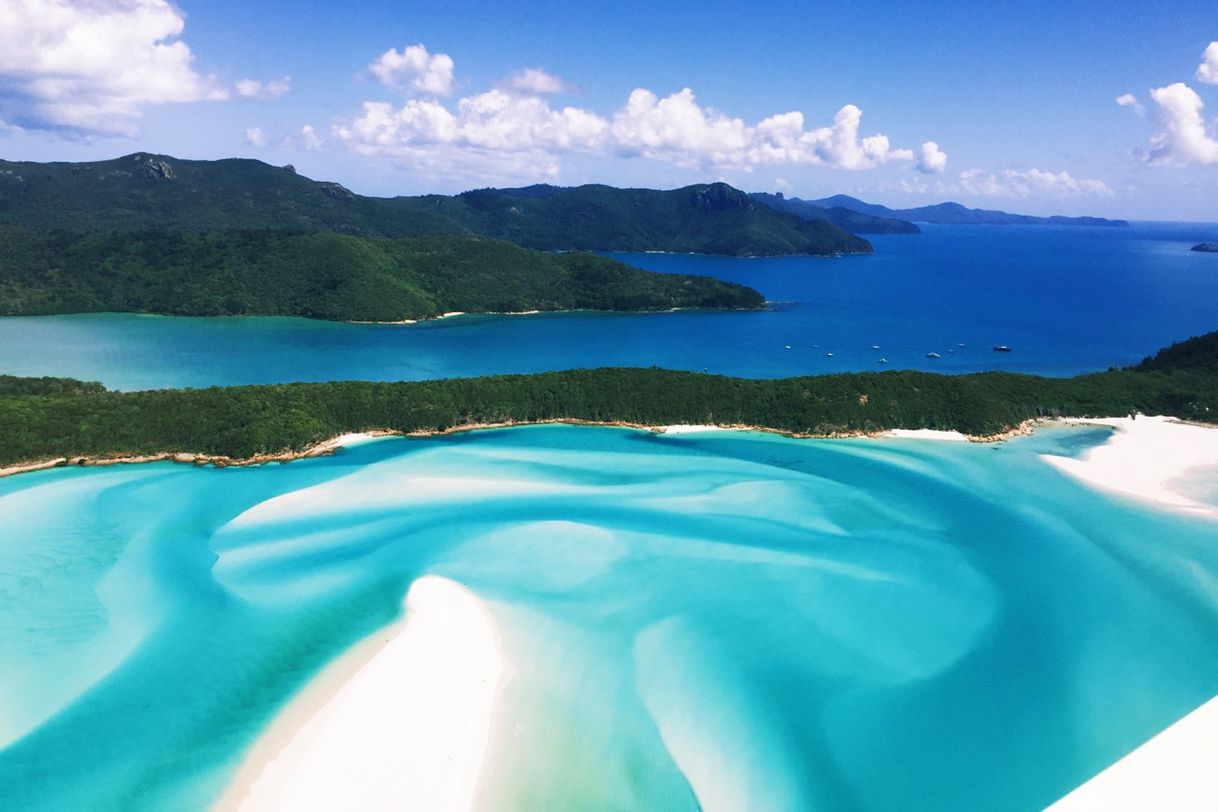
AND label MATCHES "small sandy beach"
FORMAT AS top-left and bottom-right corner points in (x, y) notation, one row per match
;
(1042, 416), (1218, 519)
